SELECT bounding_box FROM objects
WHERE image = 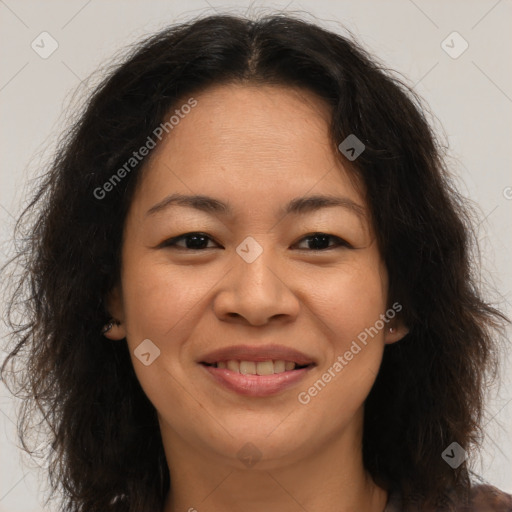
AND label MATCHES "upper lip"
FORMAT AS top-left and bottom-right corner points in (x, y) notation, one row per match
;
(198, 344), (316, 366)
